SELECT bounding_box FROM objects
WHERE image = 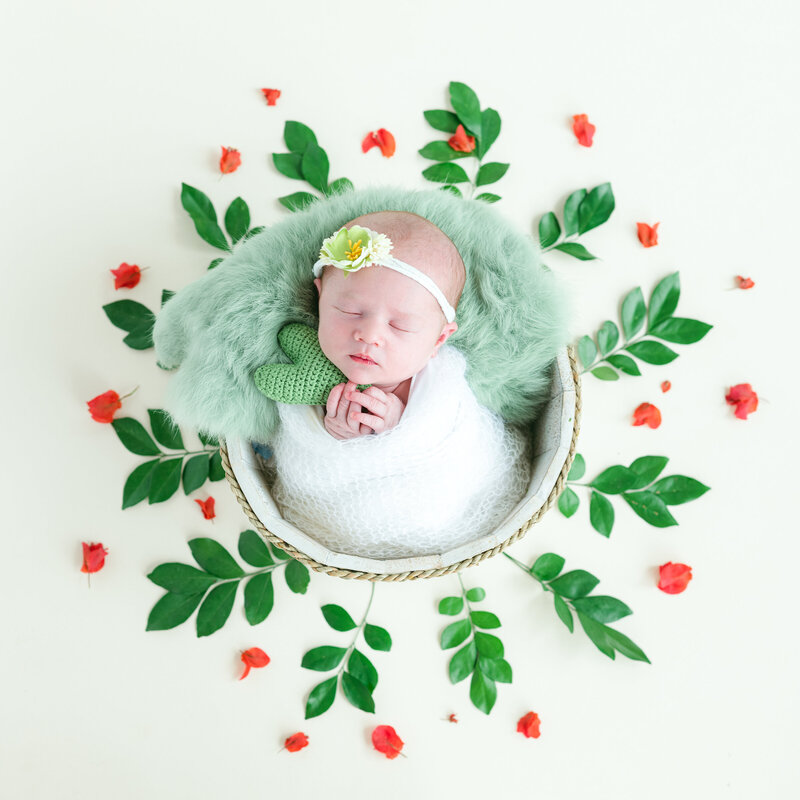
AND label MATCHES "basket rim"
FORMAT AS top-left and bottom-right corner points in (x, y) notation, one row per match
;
(220, 346), (582, 581)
